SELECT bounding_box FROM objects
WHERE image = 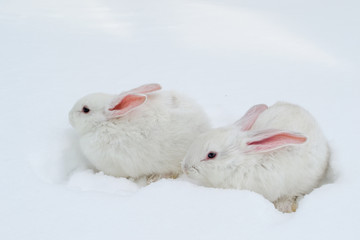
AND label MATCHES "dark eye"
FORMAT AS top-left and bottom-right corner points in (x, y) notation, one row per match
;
(207, 152), (217, 159)
(82, 106), (90, 113)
